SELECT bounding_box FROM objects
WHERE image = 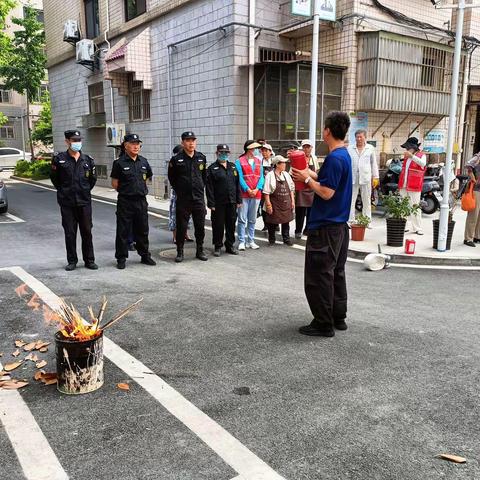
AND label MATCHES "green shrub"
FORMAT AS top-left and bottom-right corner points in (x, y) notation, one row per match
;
(14, 160), (31, 175)
(30, 160), (51, 180)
